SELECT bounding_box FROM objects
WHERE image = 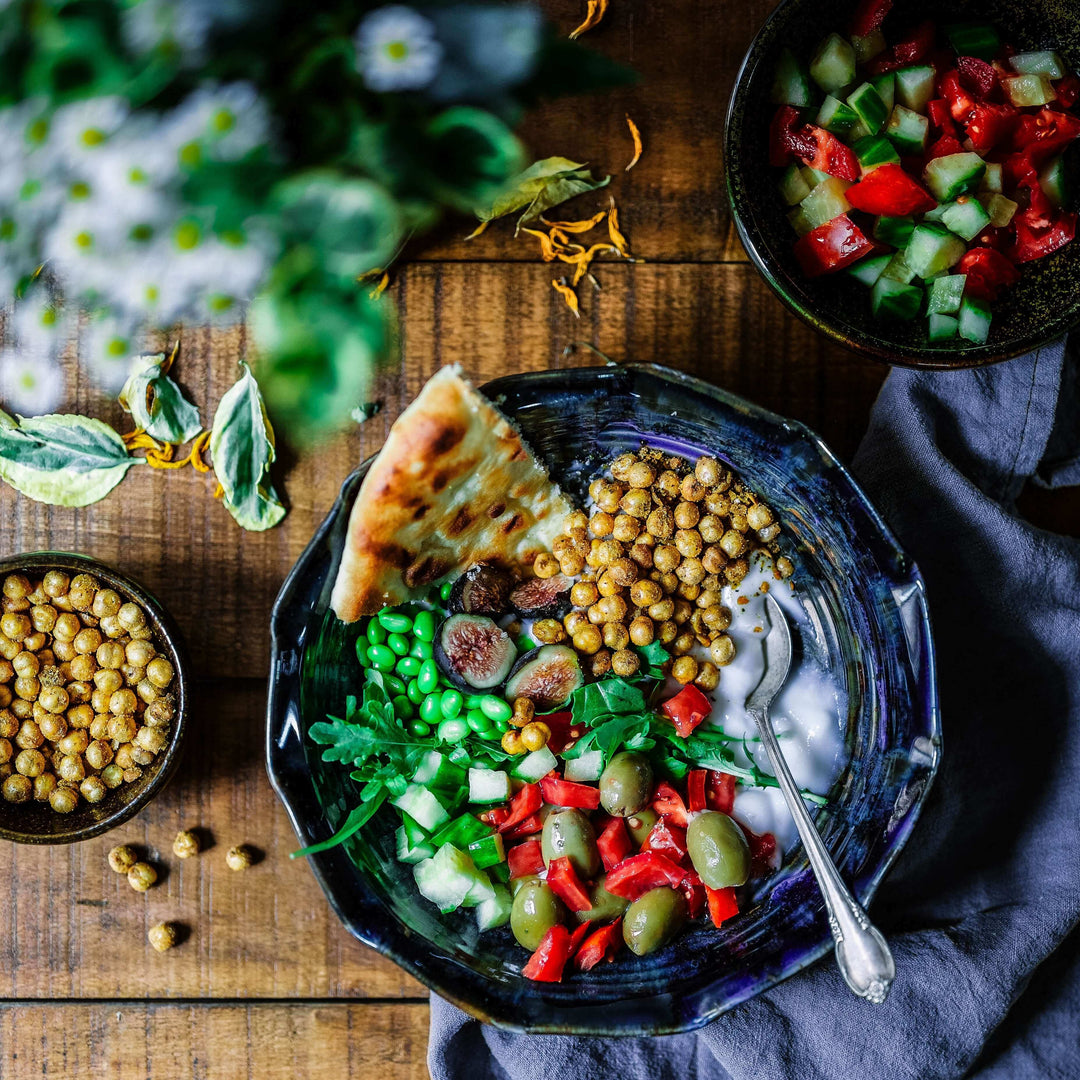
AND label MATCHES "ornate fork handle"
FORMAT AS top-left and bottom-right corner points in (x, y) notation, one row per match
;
(749, 704), (896, 1003)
